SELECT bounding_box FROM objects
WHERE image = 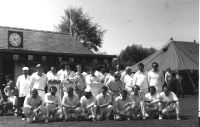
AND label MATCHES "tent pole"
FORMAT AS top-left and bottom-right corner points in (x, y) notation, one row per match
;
(187, 70), (196, 90)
